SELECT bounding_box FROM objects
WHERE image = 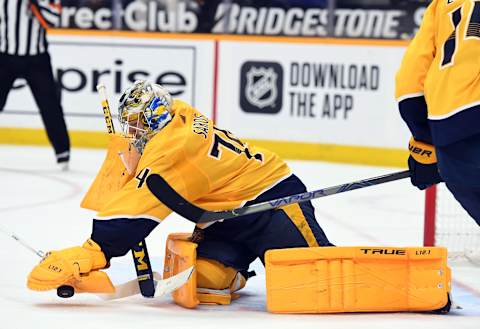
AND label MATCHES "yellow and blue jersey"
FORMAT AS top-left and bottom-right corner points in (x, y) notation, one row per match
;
(95, 99), (291, 222)
(396, 0), (480, 146)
